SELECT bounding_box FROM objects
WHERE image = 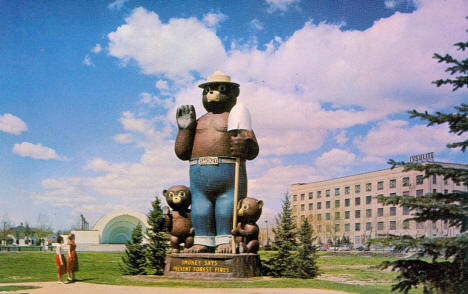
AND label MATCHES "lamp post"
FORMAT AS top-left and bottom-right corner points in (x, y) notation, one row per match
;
(265, 219), (269, 247)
